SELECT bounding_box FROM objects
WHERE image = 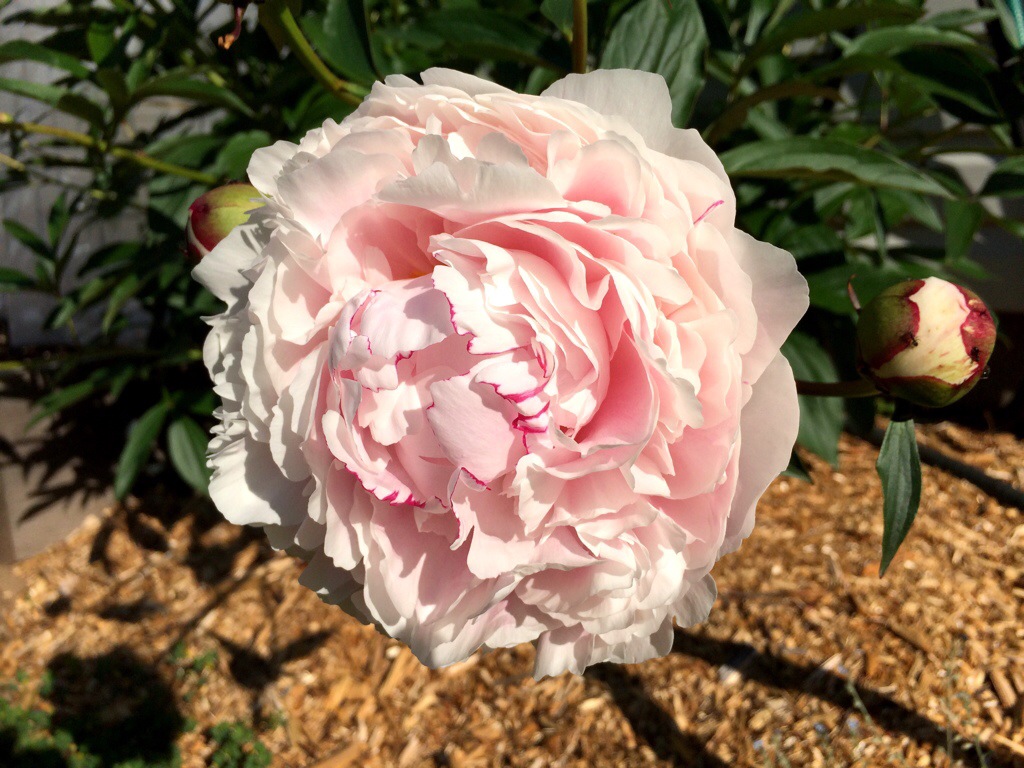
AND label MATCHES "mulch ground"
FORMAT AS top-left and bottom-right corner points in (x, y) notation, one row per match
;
(1, 422), (1023, 768)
